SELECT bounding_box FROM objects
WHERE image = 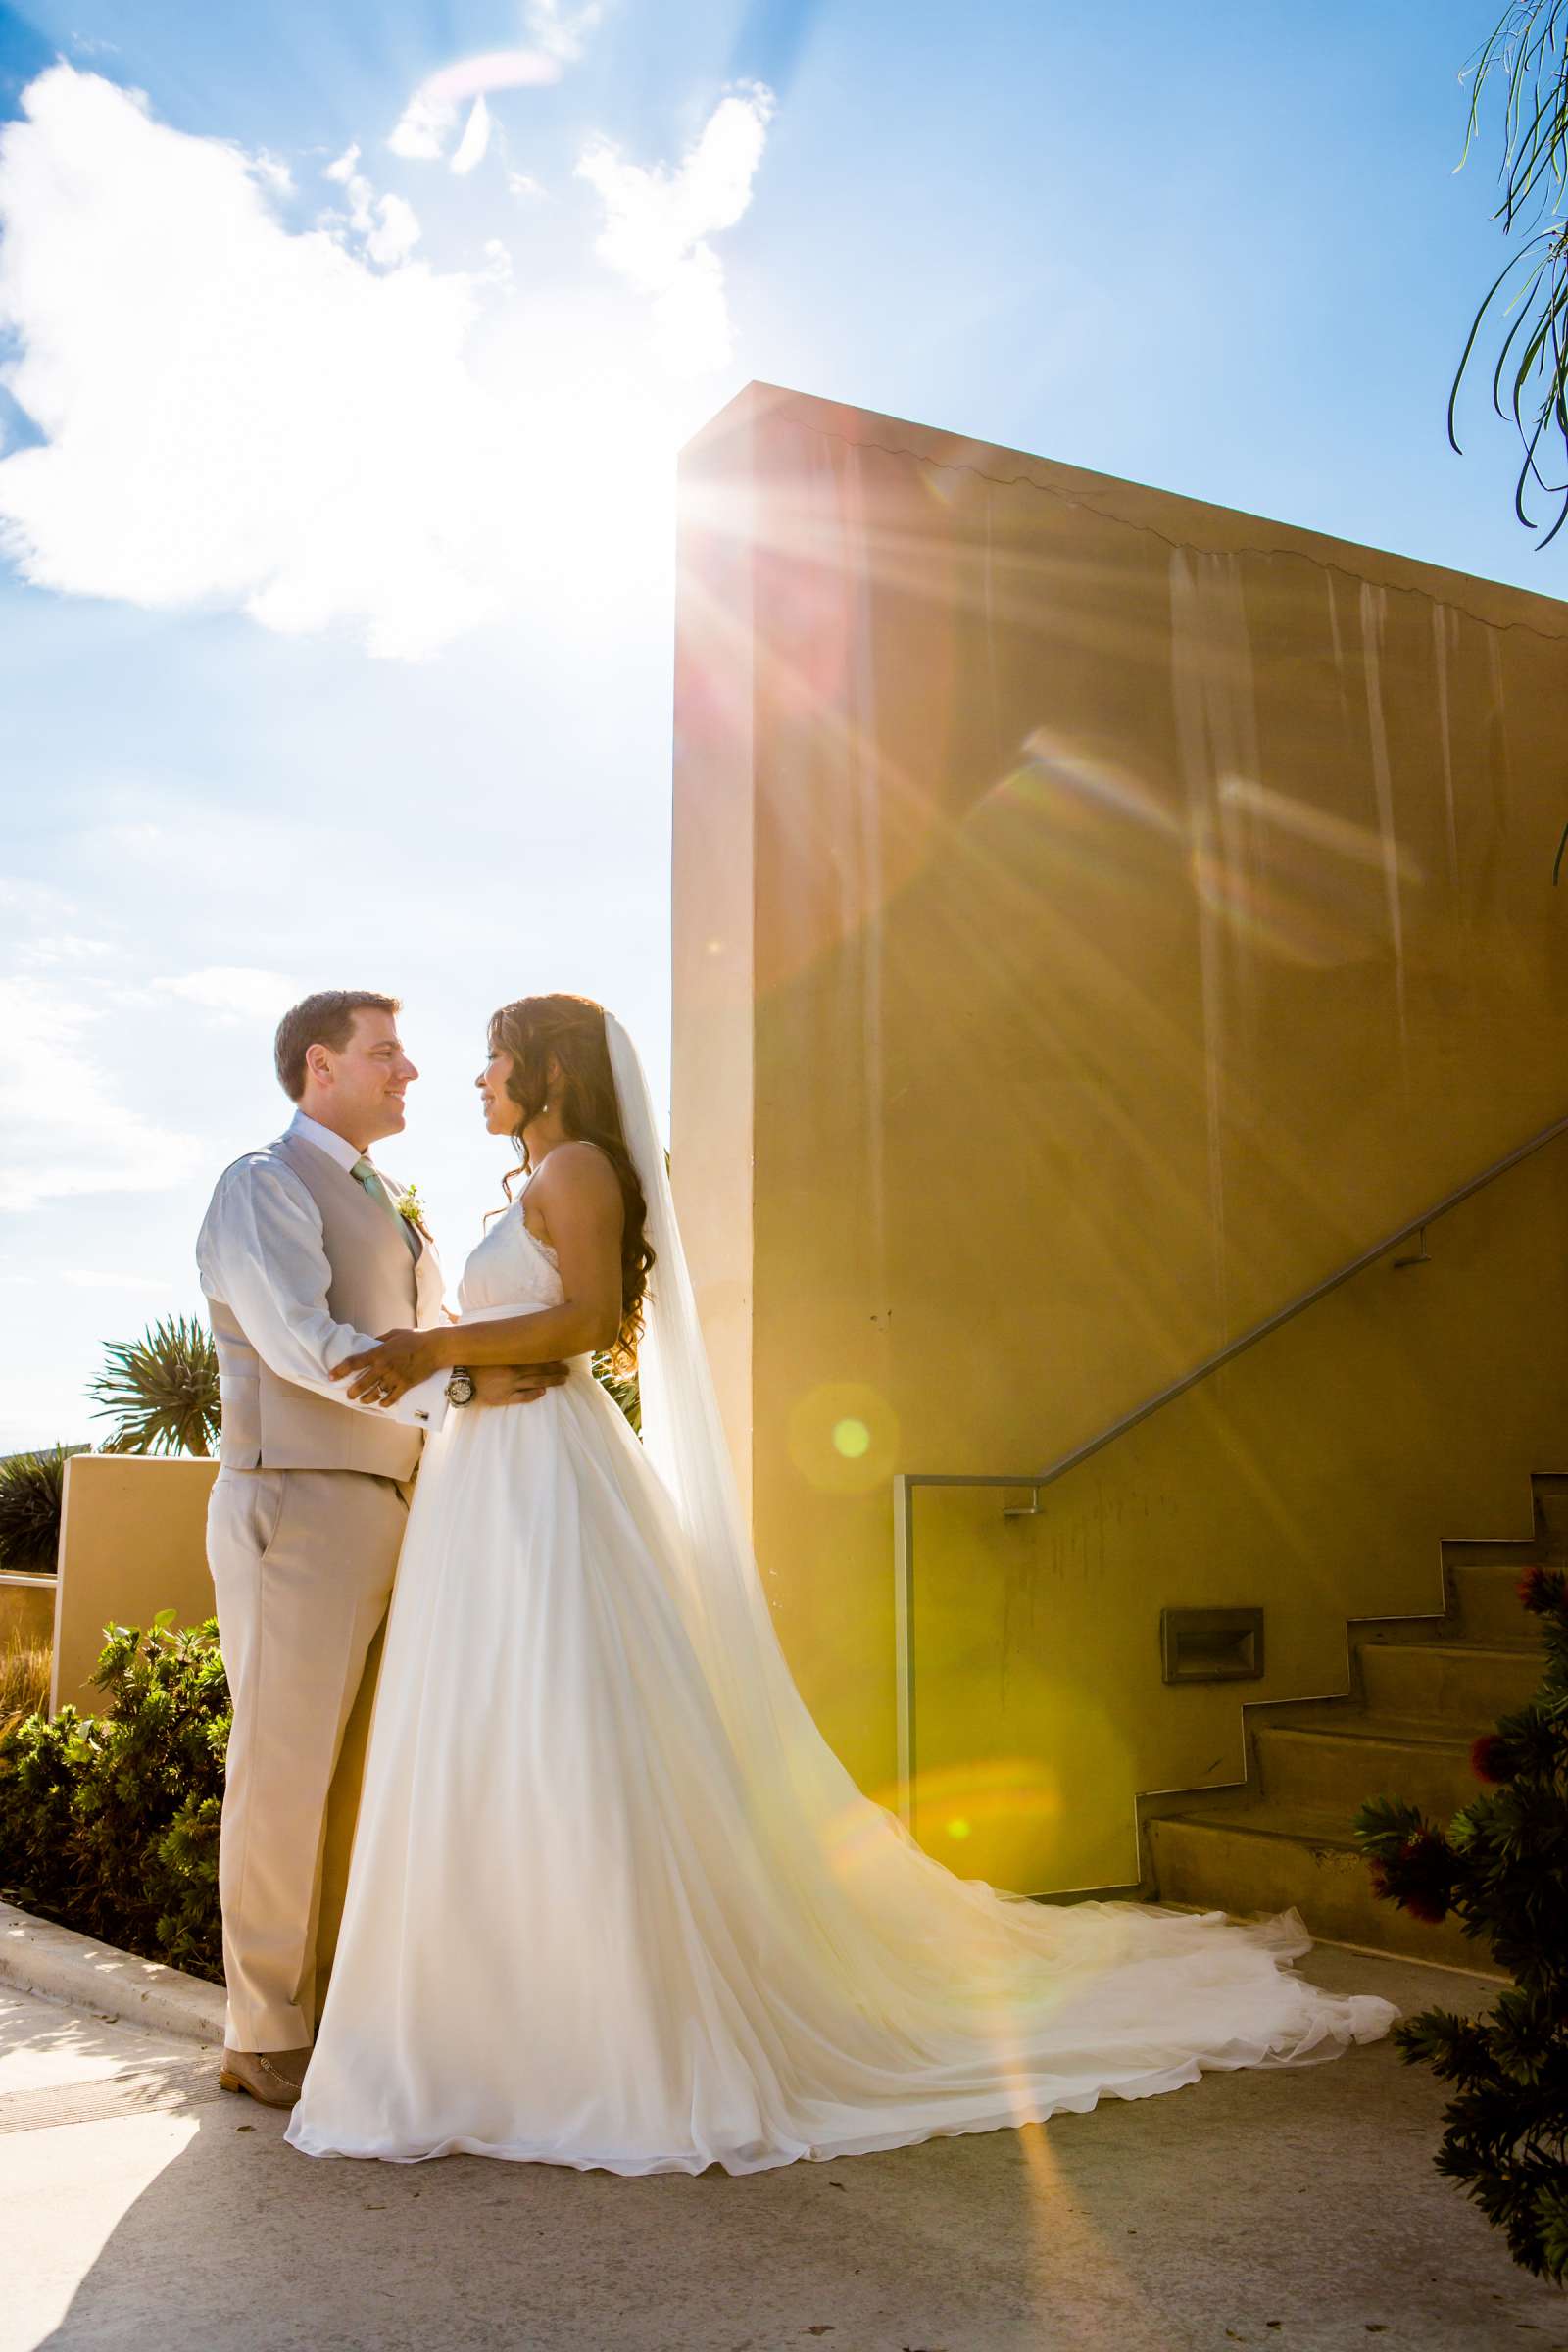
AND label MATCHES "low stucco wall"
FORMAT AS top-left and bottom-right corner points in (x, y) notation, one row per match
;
(51, 1456), (218, 1716)
(0, 1573), (55, 1652)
